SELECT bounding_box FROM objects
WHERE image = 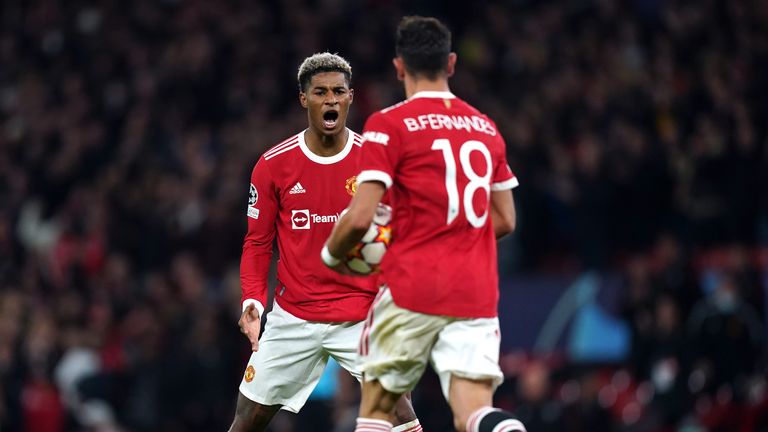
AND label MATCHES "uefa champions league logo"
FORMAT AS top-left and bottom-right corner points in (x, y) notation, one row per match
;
(249, 184), (258, 206)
